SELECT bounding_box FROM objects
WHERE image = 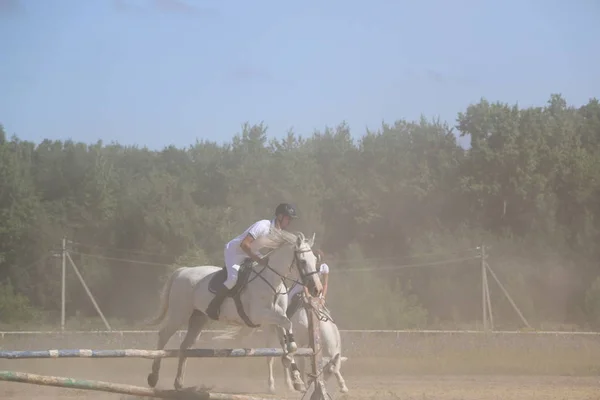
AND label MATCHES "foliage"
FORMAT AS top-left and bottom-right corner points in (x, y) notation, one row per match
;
(1, 94), (600, 330)
(0, 280), (38, 324)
